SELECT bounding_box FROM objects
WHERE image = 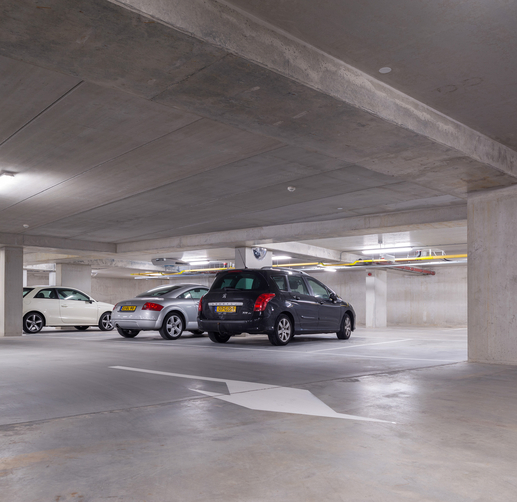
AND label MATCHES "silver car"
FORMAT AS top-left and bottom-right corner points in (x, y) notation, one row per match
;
(111, 284), (209, 340)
